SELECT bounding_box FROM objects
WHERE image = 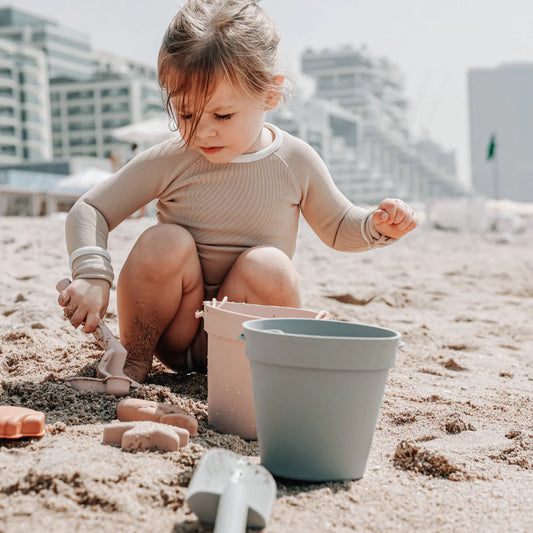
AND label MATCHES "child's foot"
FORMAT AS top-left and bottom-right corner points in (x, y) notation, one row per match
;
(123, 354), (153, 383)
